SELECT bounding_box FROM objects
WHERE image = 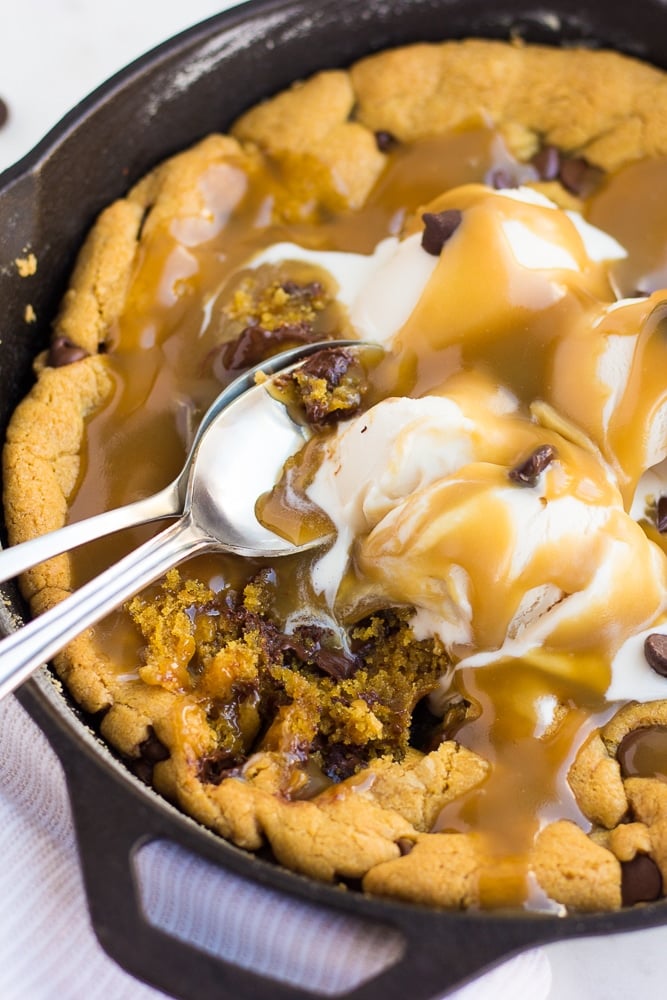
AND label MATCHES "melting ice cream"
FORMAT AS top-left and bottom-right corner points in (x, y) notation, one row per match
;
(253, 186), (667, 700)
